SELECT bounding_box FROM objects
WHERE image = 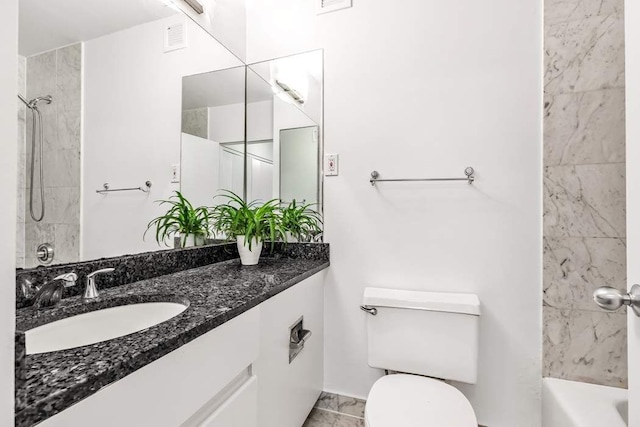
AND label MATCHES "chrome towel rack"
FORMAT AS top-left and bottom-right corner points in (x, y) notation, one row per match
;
(96, 181), (152, 194)
(370, 167), (475, 186)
